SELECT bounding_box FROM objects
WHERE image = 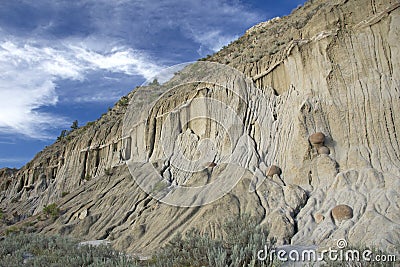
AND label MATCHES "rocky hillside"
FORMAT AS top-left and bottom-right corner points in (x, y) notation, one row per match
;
(1, 0), (399, 257)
